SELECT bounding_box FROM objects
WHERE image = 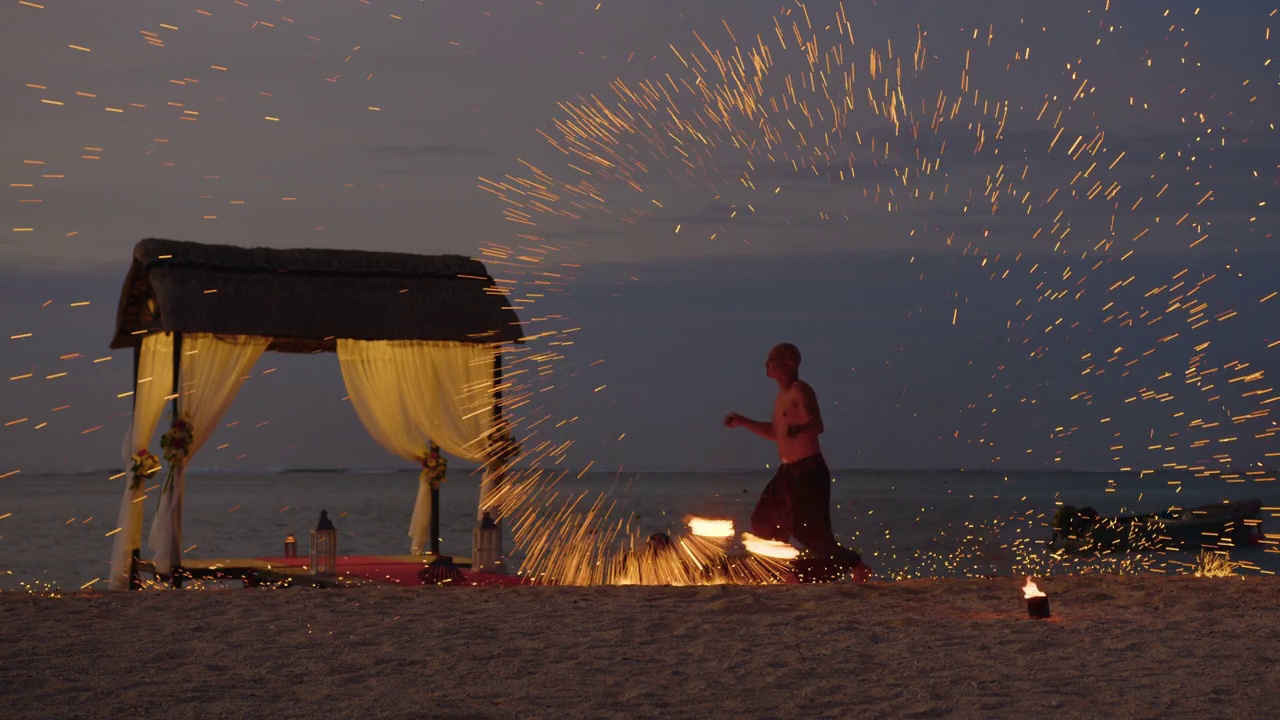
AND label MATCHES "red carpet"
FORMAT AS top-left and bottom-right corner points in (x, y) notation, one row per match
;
(255, 556), (529, 587)
(243, 556), (869, 587)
